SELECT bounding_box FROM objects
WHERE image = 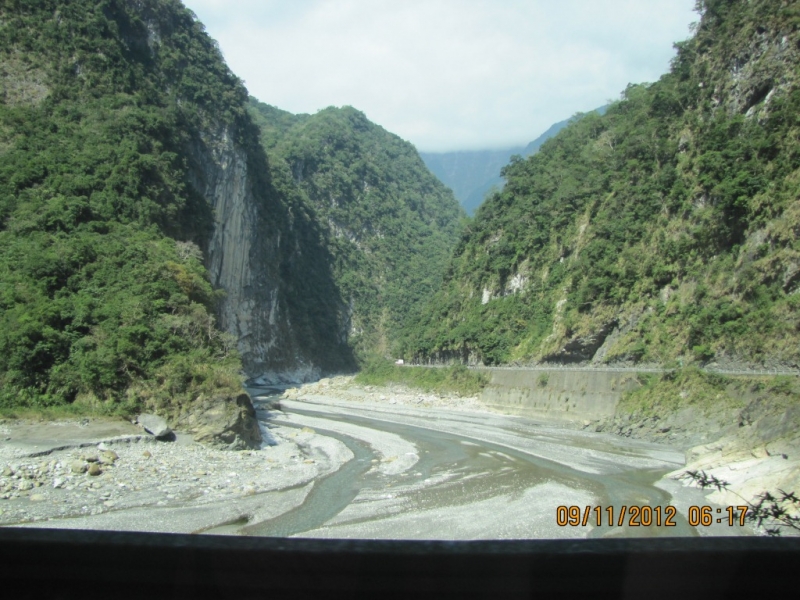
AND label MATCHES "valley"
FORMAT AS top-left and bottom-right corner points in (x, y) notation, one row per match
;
(0, 0), (799, 540)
